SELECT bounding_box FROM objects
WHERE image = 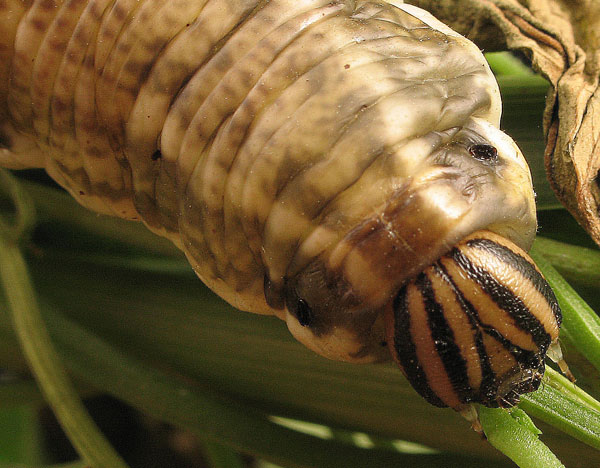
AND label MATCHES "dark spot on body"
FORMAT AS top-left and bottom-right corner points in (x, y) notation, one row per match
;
(117, 42), (132, 54)
(151, 150), (162, 161)
(469, 144), (498, 163)
(79, 191), (85, 195)
(285, 285), (315, 328)
(52, 97), (68, 113)
(112, 4), (128, 21)
(344, 64), (350, 69)
(31, 18), (46, 31)
(295, 298), (313, 327)
(0, 128), (12, 149)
